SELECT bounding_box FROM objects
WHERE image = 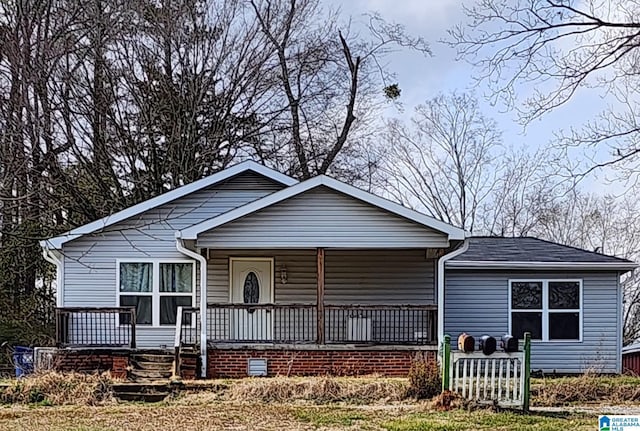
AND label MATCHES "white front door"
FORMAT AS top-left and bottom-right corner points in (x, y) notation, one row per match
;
(230, 258), (273, 341)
